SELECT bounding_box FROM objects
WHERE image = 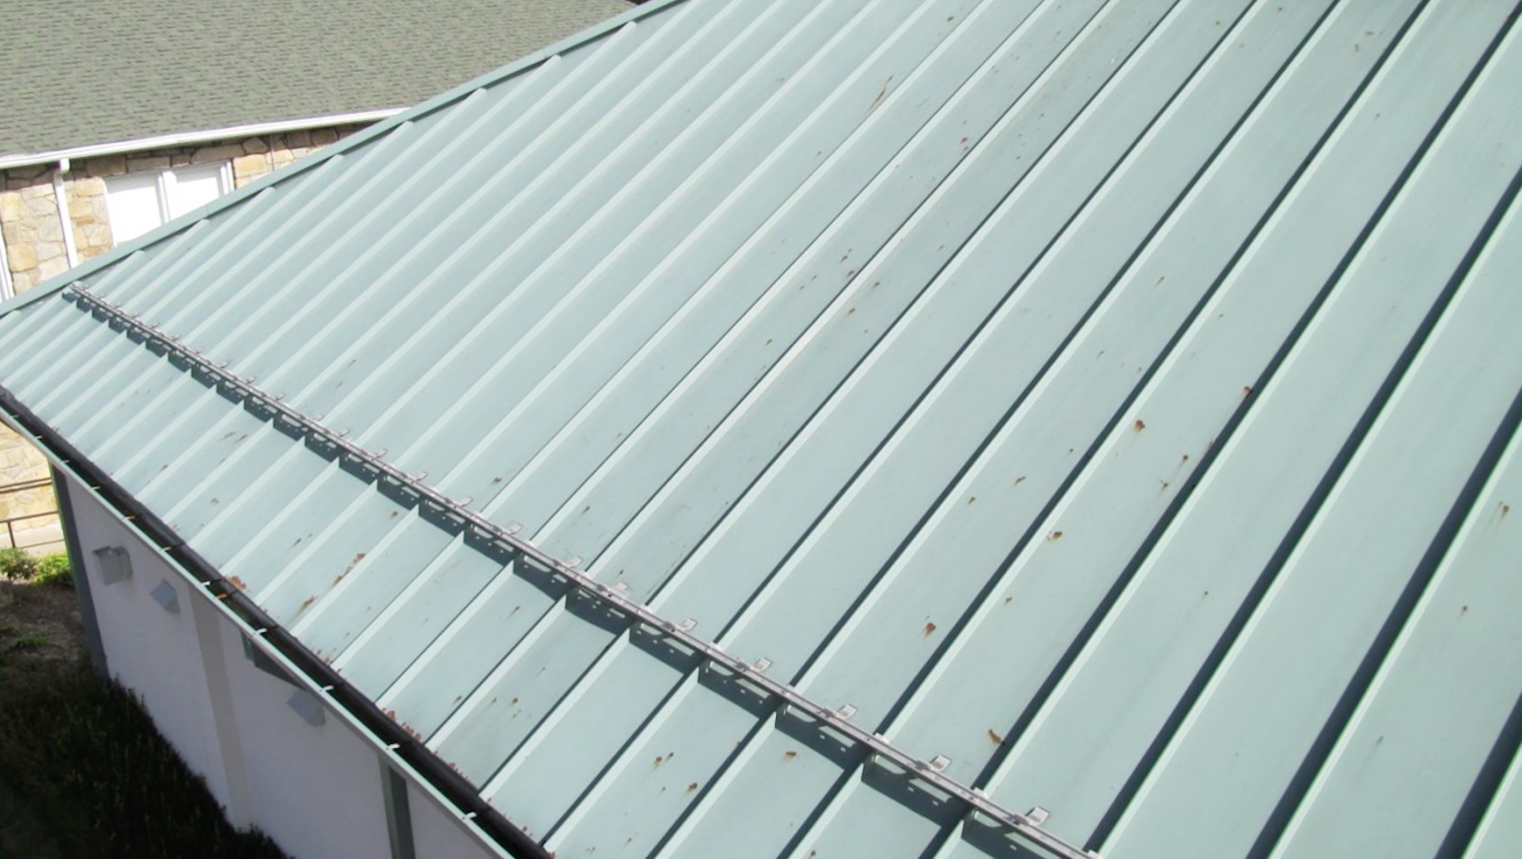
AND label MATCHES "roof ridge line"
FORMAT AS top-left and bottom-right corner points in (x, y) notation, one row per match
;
(62, 280), (1097, 859)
